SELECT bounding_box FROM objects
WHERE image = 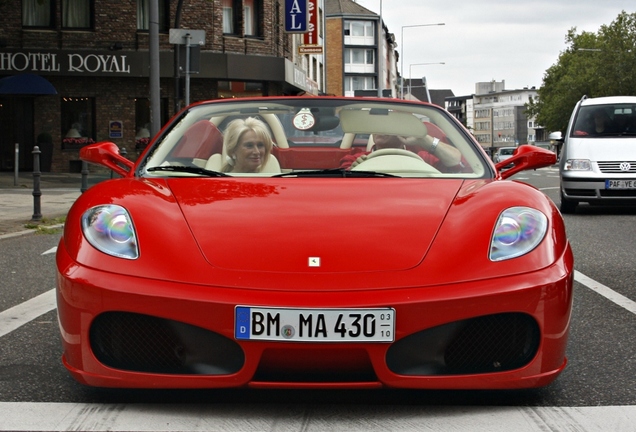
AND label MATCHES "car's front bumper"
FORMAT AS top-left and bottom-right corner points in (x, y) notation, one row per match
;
(561, 171), (636, 202)
(56, 242), (573, 390)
